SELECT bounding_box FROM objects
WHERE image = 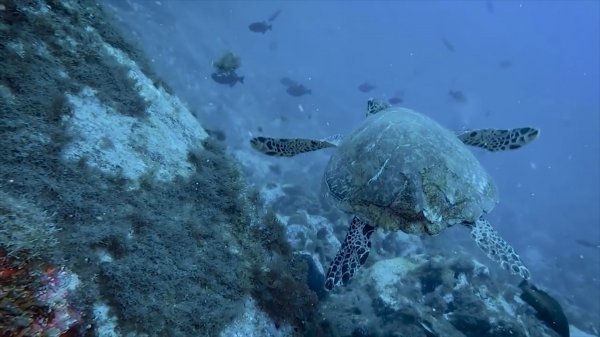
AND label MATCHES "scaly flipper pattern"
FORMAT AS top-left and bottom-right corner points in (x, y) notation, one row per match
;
(470, 218), (530, 279)
(457, 127), (540, 152)
(325, 216), (376, 291)
(250, 136), (337, 157)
